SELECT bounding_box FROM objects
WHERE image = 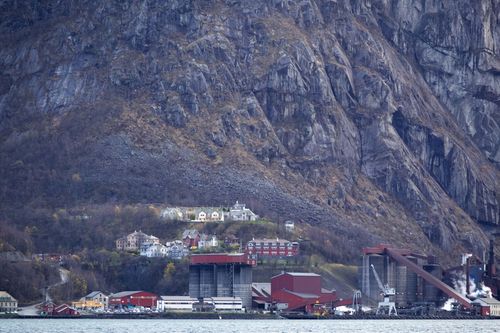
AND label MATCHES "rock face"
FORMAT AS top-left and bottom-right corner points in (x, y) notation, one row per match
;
(0, 0), (498, 262)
